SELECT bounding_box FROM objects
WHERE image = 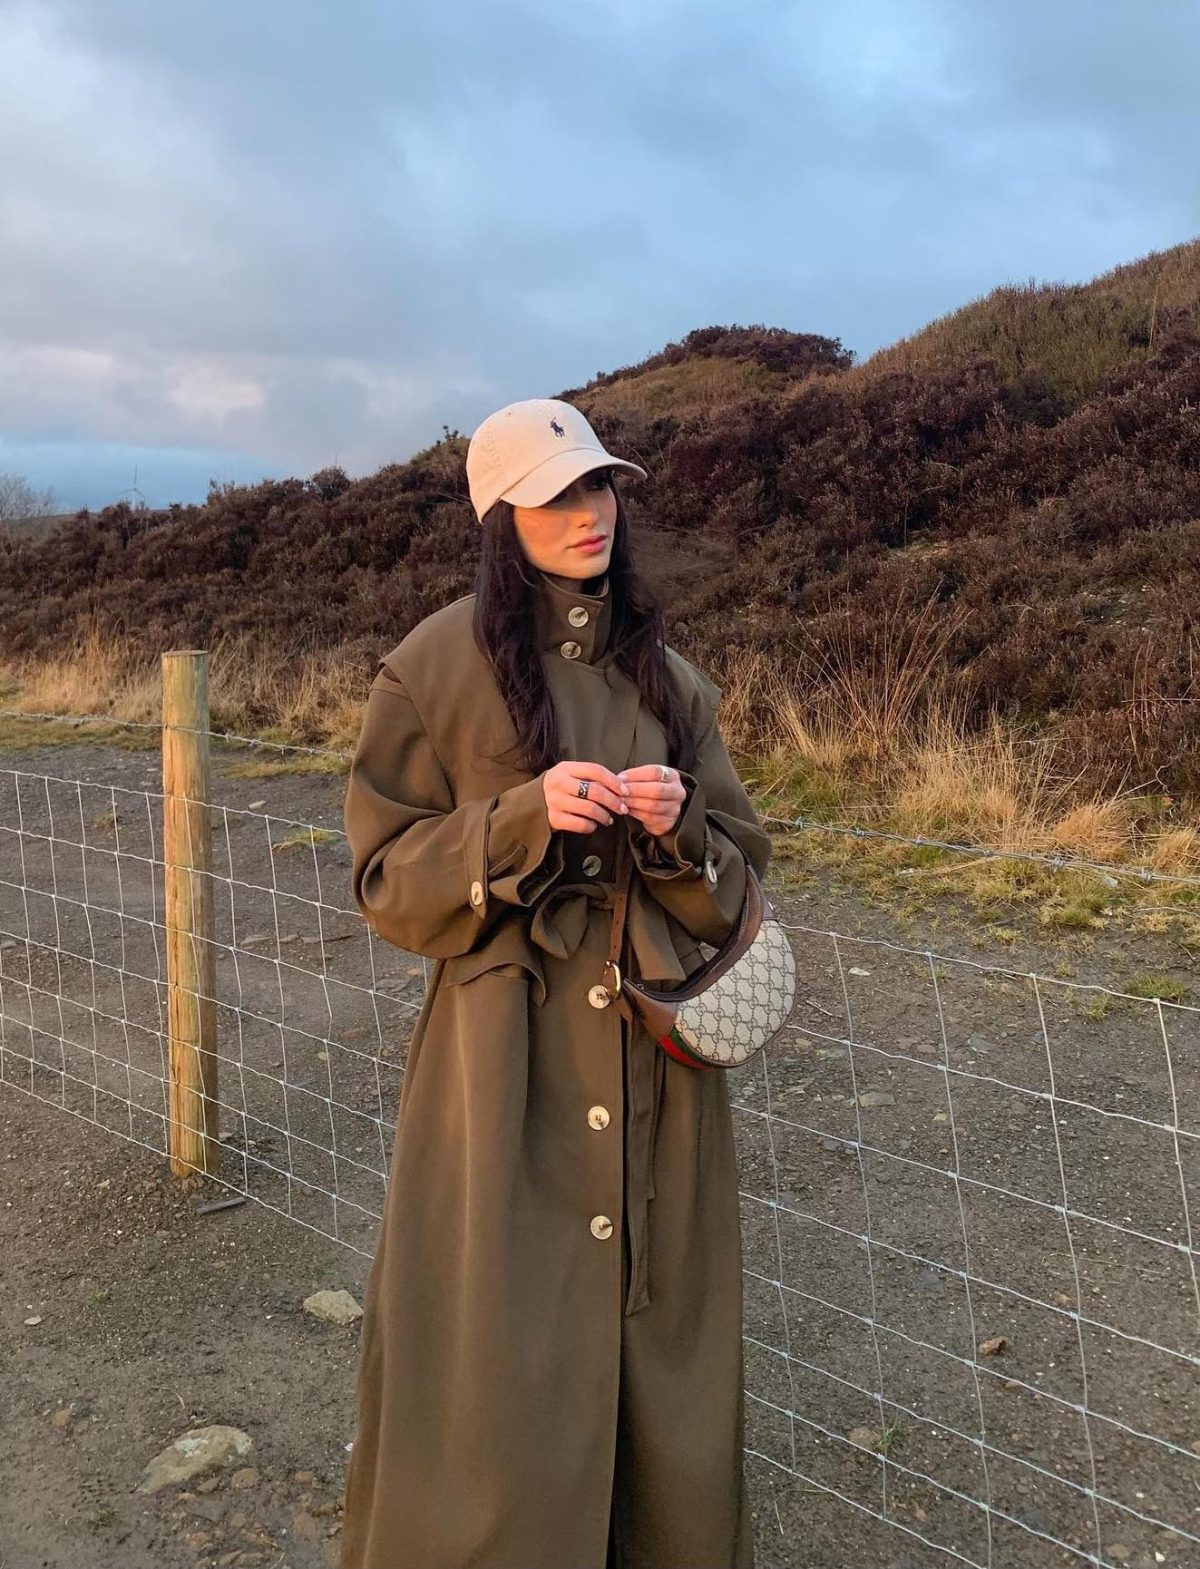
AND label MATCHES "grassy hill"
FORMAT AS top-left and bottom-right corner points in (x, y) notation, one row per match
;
(2, 238), (1200, 846)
